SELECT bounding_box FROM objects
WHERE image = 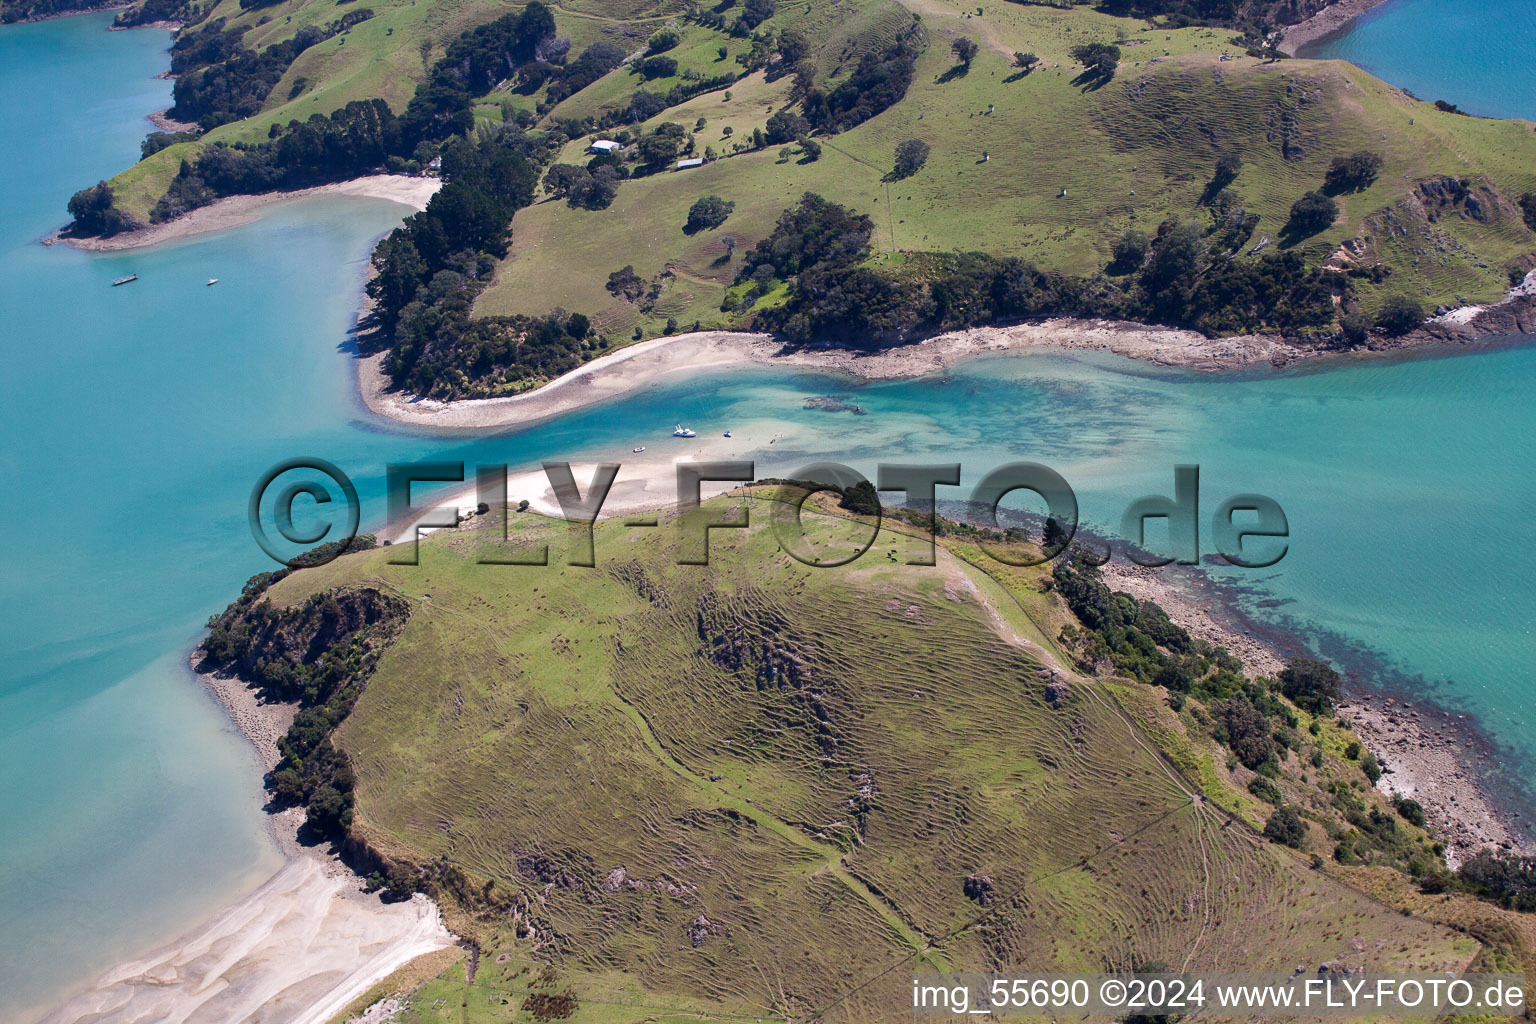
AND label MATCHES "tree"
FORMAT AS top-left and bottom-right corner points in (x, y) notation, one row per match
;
(951, 37), (979, 65)
(626, 89), (667, 122)
(1263, 806), (1308, 848)
(1278, 657), (1342, 714)
(1339, 310), (1372, 344)
(890, 138), (930, 180)
(839, 480), (880, 516)
(685, 194), (735, 233)
(1286, 190), (1337, 236)
(1216, 697), (1275, 770)
(1204, 152), (1242, 201)
(1324, 151), (1384, 194)
(637, 131), (680, 171)
(566, 312), (590, 338)
(1012, 51), (1038, 71)
(639, 54), (677, 78)
(570, 166), (620, 209)
(384, 863), (417, 901)
(797, 136), (821, 161)
(1070, 42), (1120, 84)
(765, 109), (808, 145)
(1375, 294), (1424, 336)
(543, 163), (587, 198)
(736, 0), (776, 31)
